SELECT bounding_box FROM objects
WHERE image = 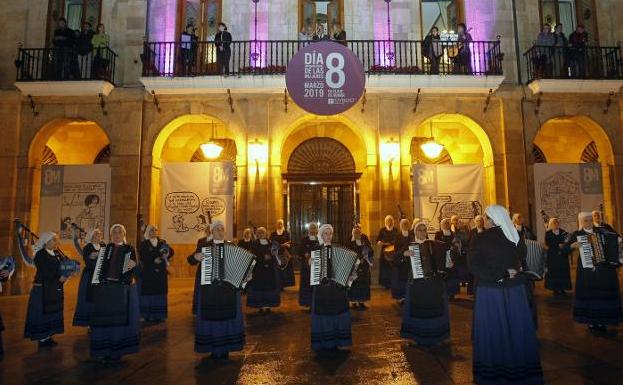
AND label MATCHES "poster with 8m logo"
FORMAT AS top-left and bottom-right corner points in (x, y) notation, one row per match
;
(286, 41), (365, 115)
